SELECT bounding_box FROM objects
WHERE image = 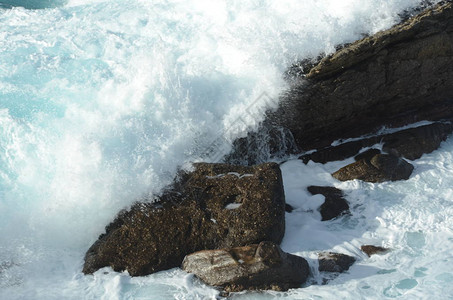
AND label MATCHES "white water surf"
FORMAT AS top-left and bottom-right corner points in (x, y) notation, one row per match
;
(0, 0), (450, 299)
